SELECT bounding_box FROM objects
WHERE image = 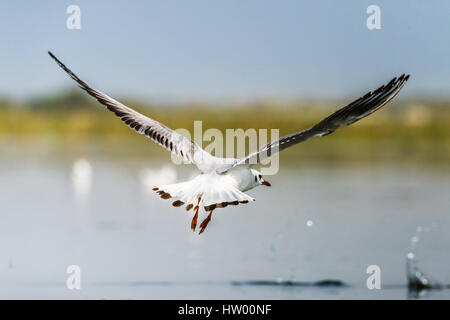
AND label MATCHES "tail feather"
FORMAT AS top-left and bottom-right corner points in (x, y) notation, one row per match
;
(153, 174), (254, 212)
